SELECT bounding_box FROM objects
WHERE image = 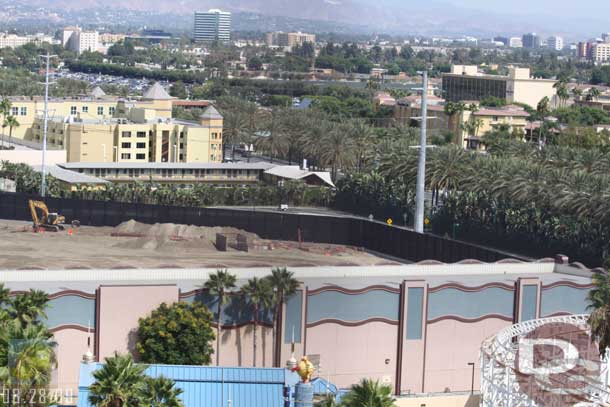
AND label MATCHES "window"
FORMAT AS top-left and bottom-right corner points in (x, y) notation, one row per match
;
(136, 142), (146, 148)
(211, 154), (216, 161)
(136, 153), (145, 160)
(97, 106), (104, 115)
(121, 153), (131, 159)
(109, 106), (115, 116)
(20, 107), (27, 116)
(122, 131), (131, 138)
(70, 106), (77, 115)
(11, 107), (18, 116)
(212, 132), (218, 139)
(179, 154), (184, 161)
(137, 131), (146, 138)
(179, 132), (184, 139)
(179, 143), (184, 149)
(82, 106), (89, 113)
(121, 142), (131, 148)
